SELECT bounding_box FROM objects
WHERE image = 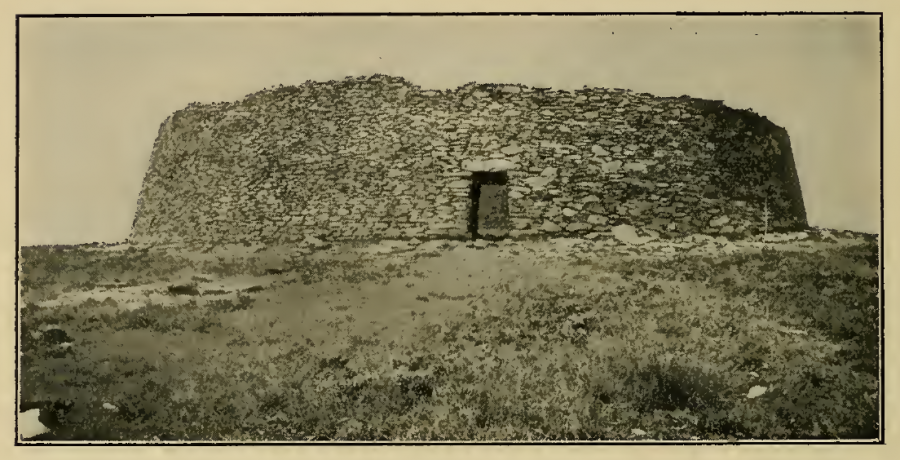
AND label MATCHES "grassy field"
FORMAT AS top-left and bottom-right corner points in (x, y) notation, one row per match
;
(17, 230), (880, 441)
